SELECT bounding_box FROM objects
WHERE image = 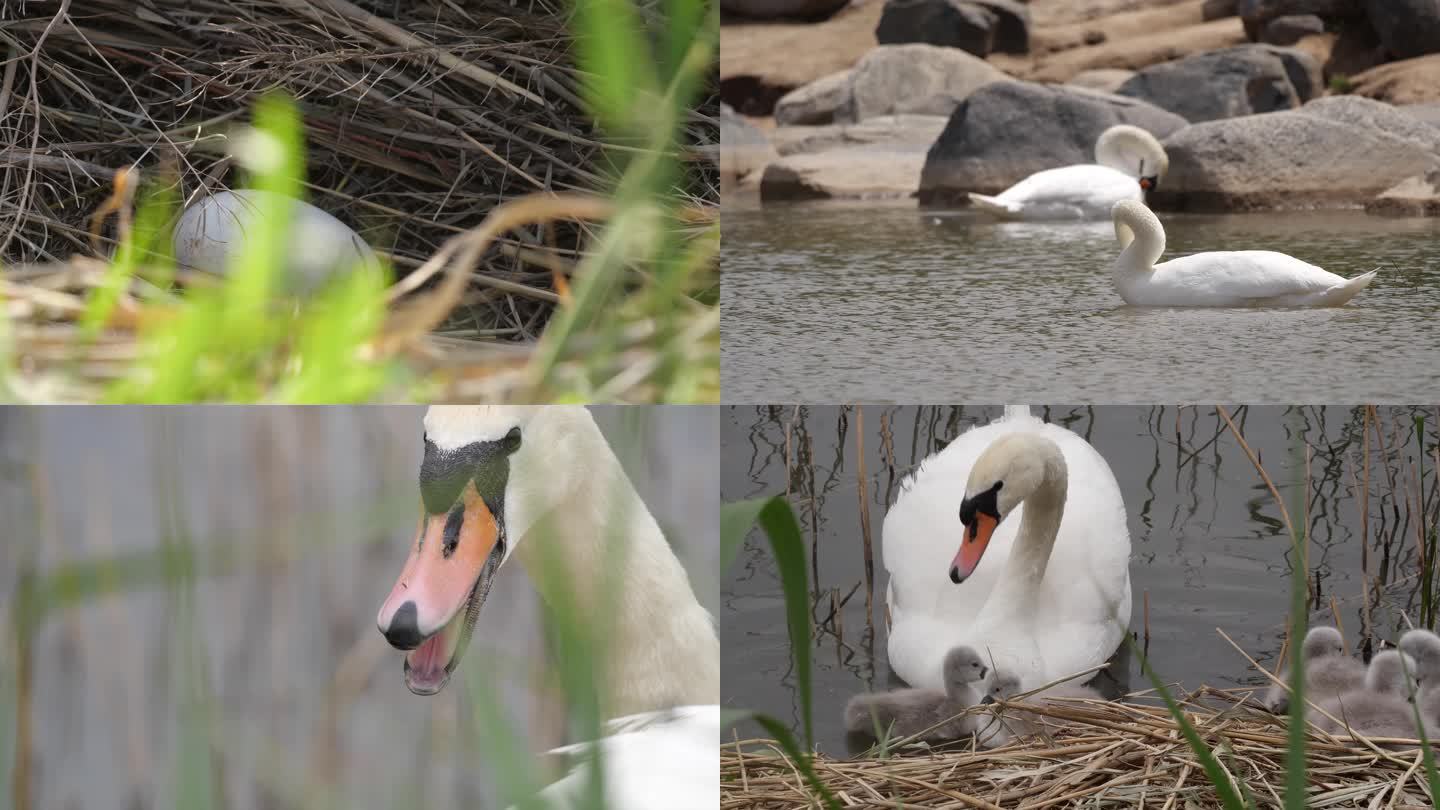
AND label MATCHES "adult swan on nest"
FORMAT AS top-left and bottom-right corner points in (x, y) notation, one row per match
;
(377, 406), (719, 810)
(883, 406), (1132, 691)
(1110, 200), (1378, 307)
(967, 125), (1168, 221)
